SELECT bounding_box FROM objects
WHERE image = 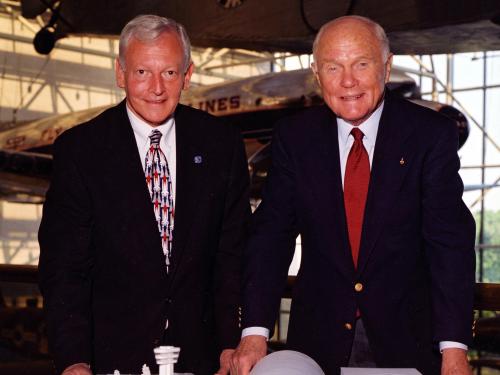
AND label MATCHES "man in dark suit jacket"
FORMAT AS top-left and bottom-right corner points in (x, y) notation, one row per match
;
(231, 16), (475, 375)
(38, 15), (250, 375)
